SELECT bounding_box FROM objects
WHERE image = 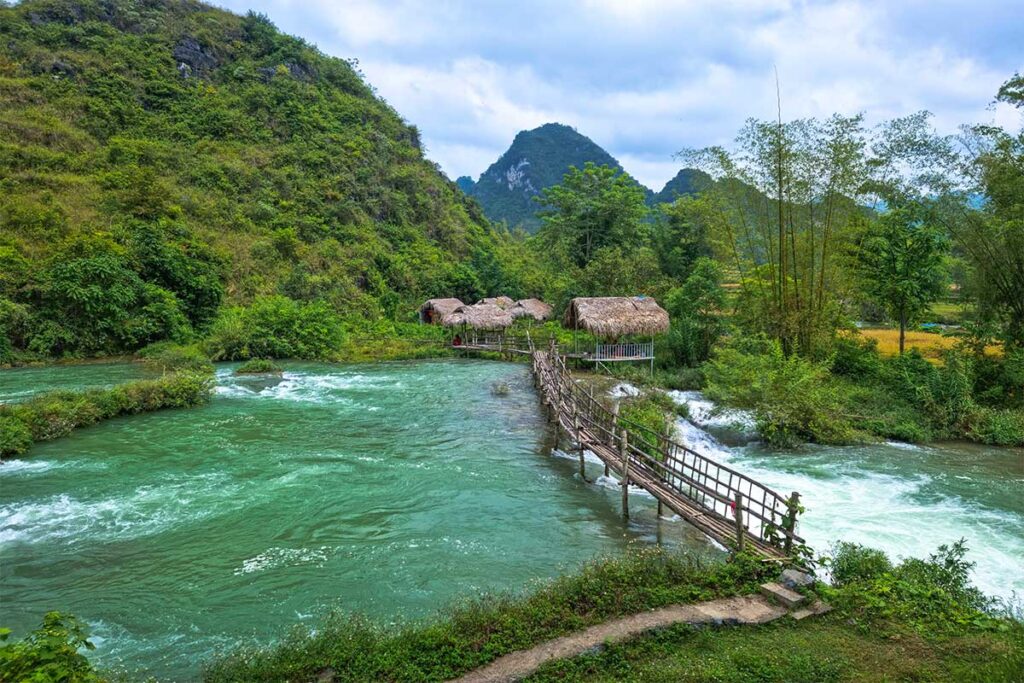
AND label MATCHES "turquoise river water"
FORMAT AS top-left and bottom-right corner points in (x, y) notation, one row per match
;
(1, 360), (1021, 681)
